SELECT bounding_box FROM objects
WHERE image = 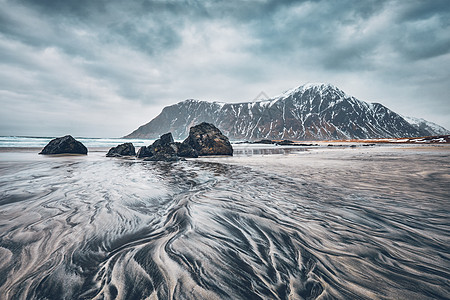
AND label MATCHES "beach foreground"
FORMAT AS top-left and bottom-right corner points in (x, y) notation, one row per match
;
(0, 144), (449, 299)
